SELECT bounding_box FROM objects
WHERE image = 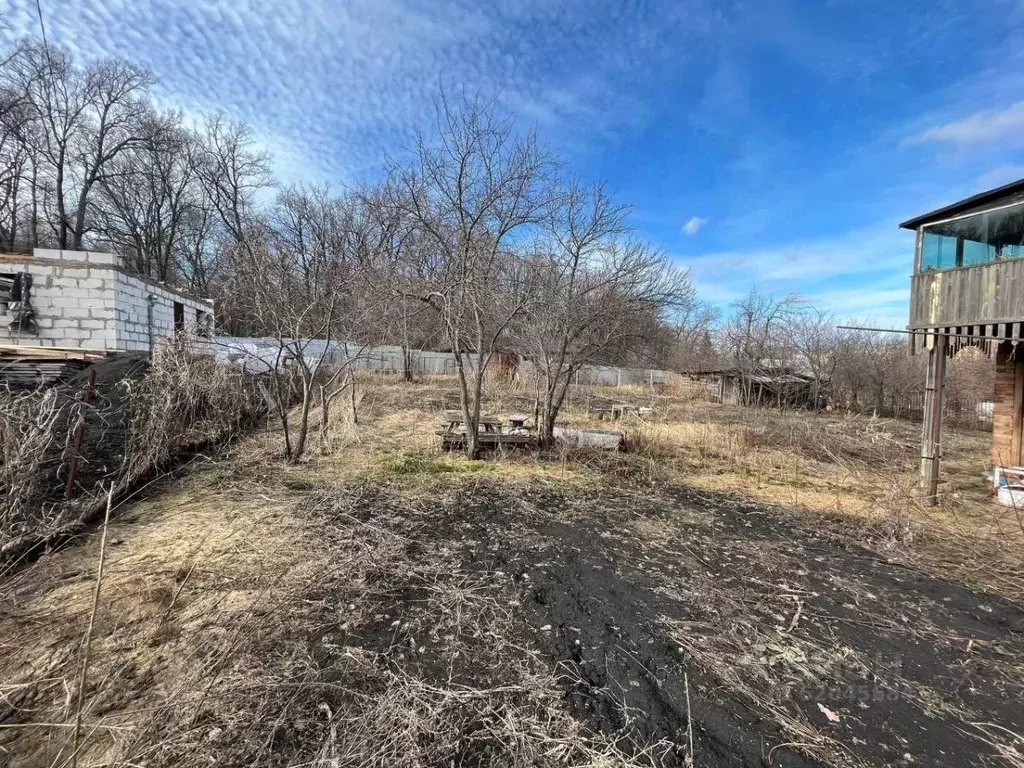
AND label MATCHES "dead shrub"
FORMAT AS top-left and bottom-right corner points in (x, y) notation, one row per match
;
(0, 387), (67, 540)
(0, 339), (265, 564)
